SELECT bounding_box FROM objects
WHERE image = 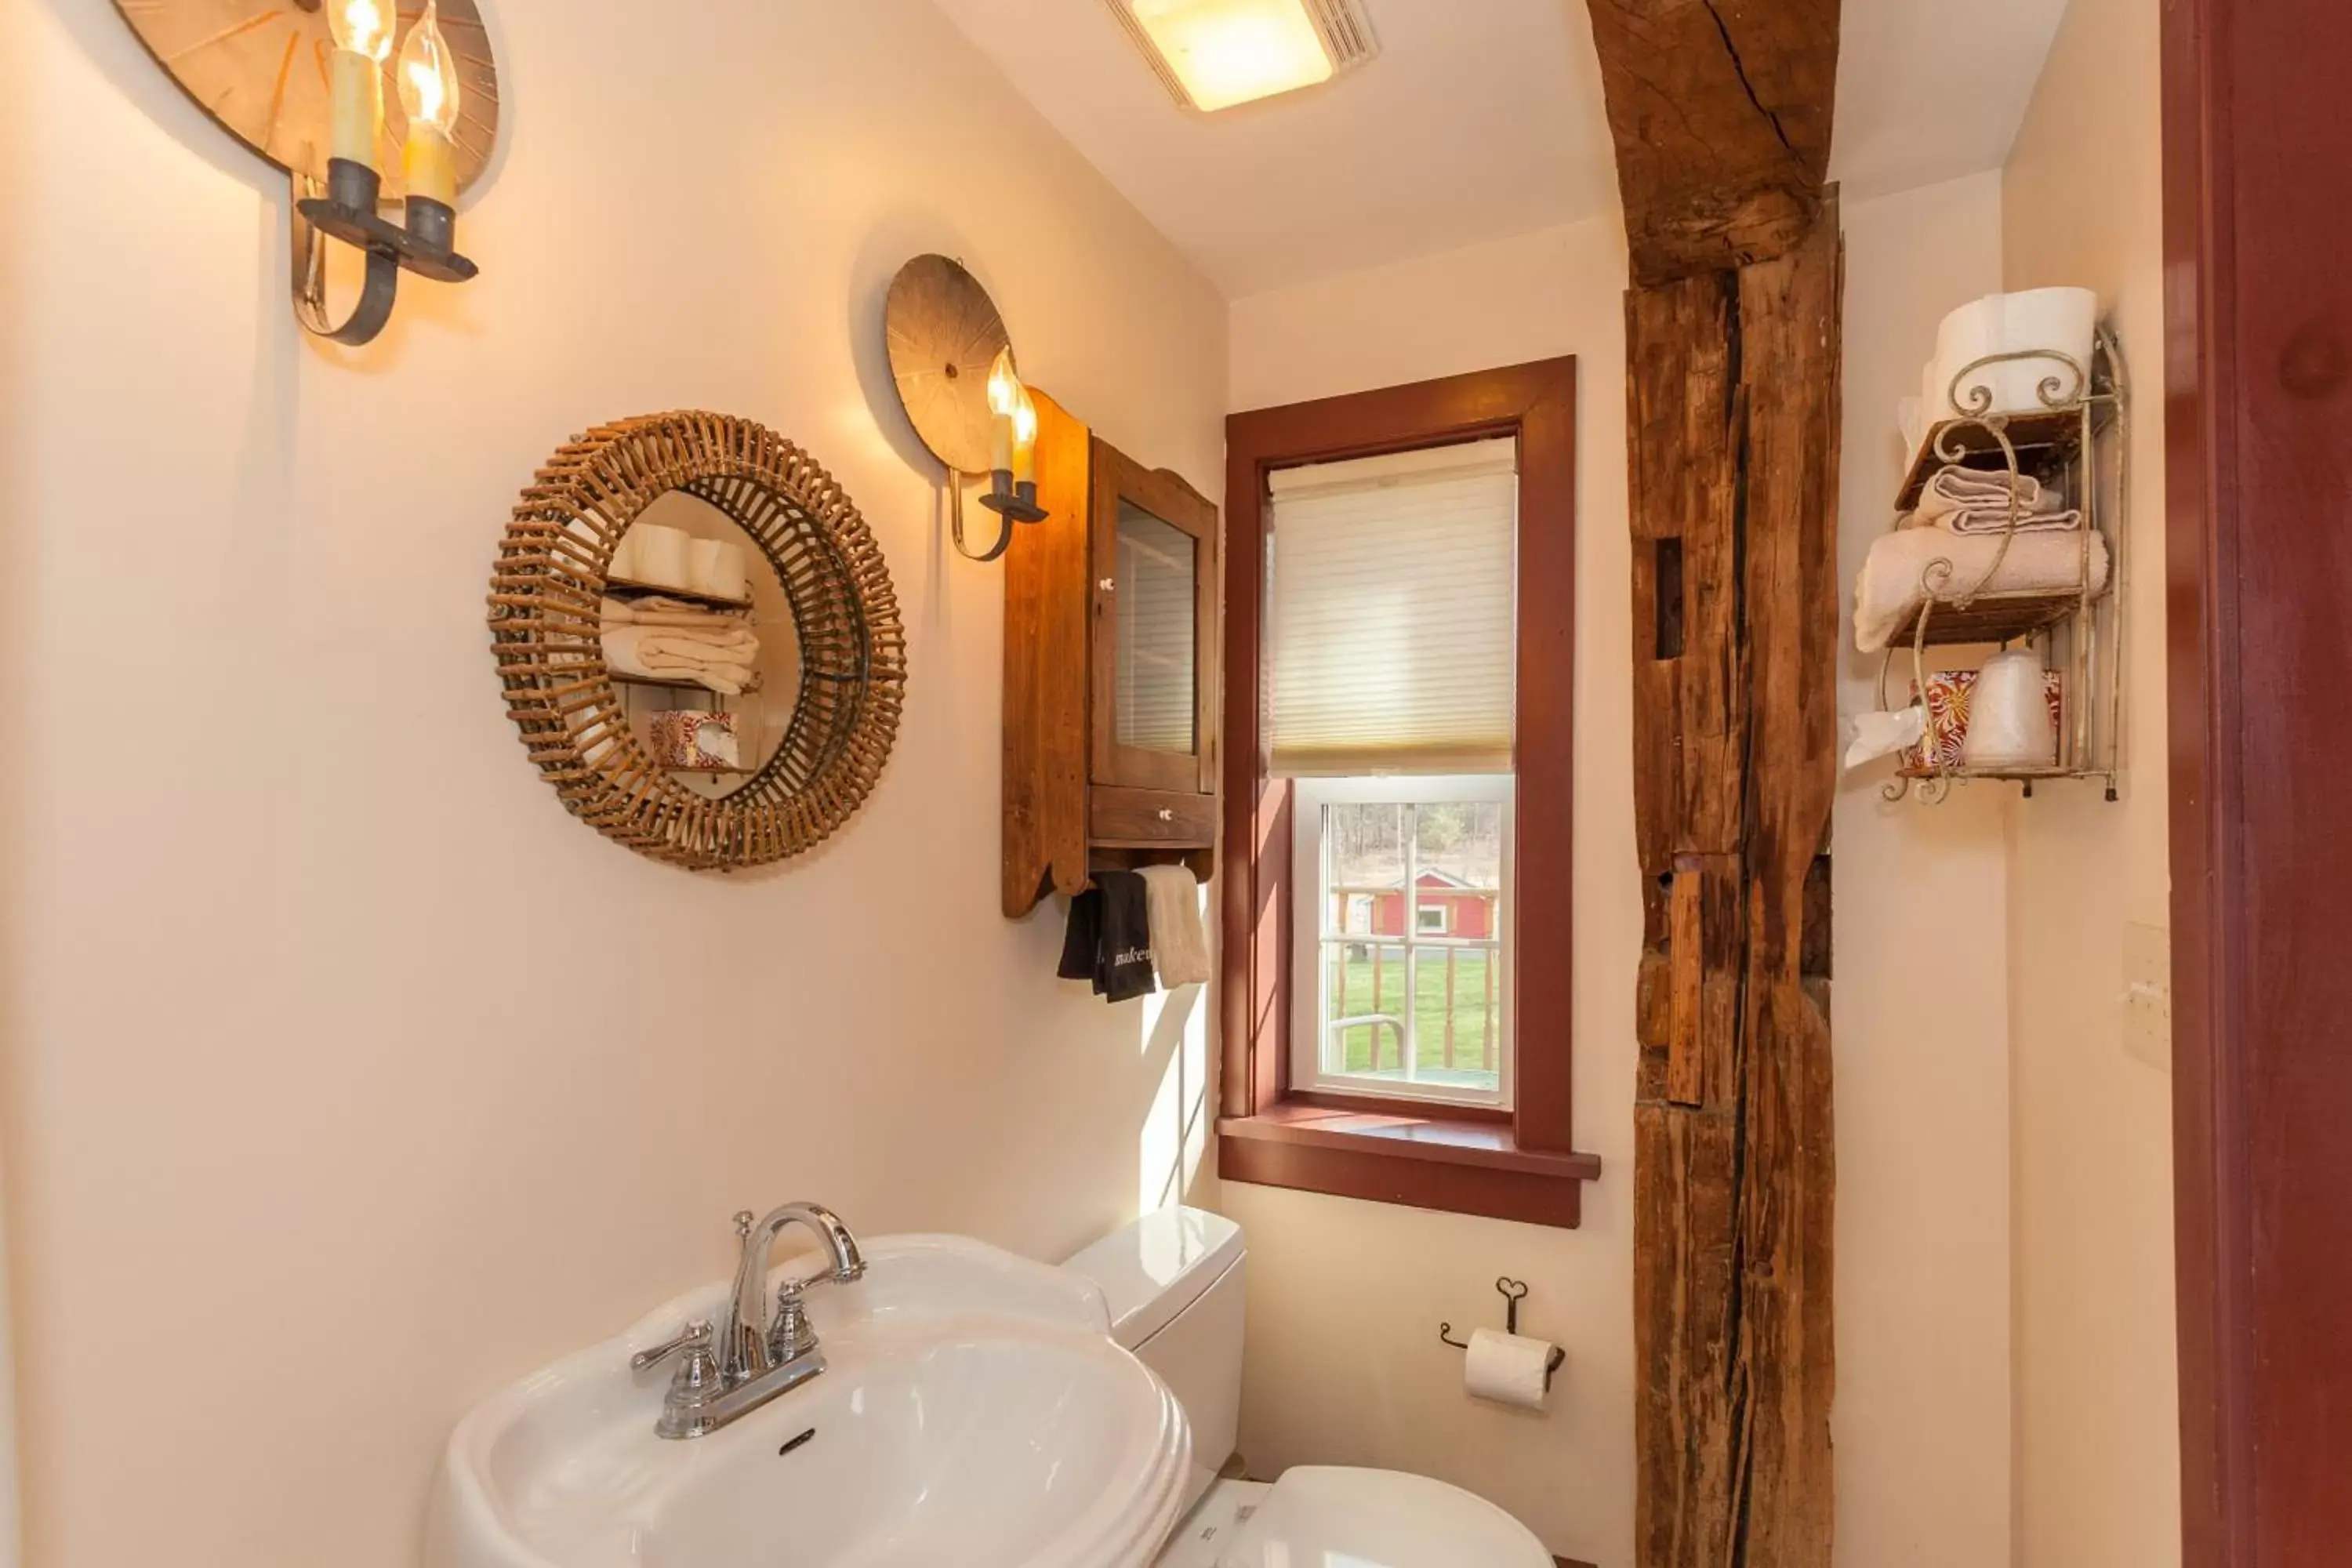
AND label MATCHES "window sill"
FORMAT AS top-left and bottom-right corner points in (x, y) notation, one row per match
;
(1218, 1101), (1602, 1229)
